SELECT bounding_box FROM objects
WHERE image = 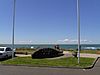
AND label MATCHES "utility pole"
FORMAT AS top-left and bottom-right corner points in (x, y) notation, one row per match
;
(77, 0), (80, 64)
(12, 0), (16, 59)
